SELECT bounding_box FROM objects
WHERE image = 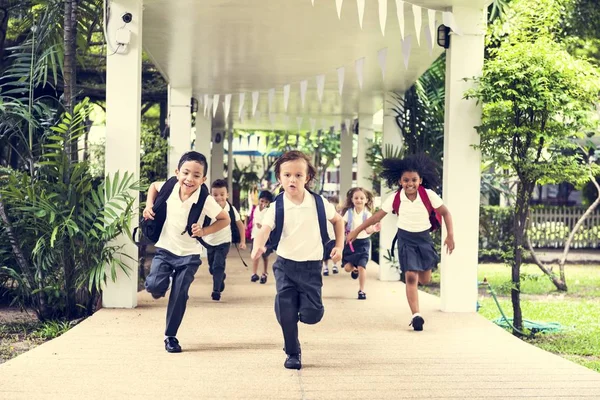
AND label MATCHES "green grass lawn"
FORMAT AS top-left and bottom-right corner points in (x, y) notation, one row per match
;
(424, 263), (600, 373)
